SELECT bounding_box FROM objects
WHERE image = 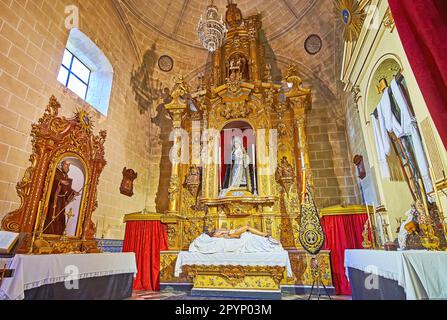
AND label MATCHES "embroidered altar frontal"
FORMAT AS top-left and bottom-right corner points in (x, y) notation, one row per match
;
(160, 250), (334, 295)
(184, 265), (286, 299)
